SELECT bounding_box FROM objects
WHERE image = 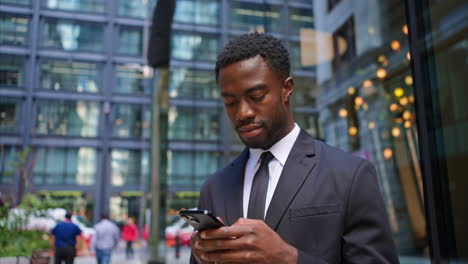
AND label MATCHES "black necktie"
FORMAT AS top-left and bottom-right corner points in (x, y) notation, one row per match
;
(247, 151), (274, 220)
